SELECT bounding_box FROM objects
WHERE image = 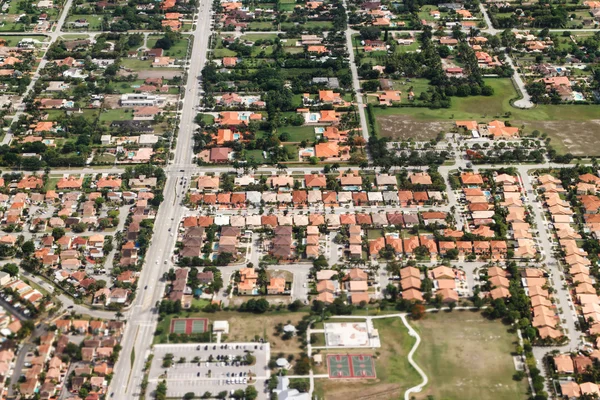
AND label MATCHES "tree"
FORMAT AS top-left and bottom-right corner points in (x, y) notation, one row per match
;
(2, 263), (18, 277)
(52, 227), (65, 239)
(359, 26), (381, 41)
(410, 303), (426, 320)
(21, 241), (34, 255)
(183, 393), (195, 399)
(245, 385), (258, 400)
